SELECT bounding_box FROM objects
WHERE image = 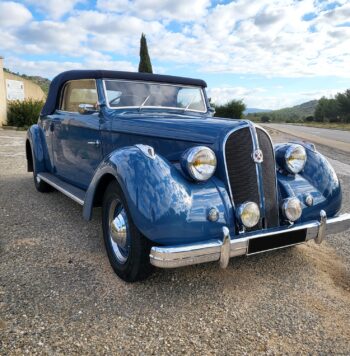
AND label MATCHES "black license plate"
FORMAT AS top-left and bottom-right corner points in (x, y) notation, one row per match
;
(248, 229), (307, 255)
